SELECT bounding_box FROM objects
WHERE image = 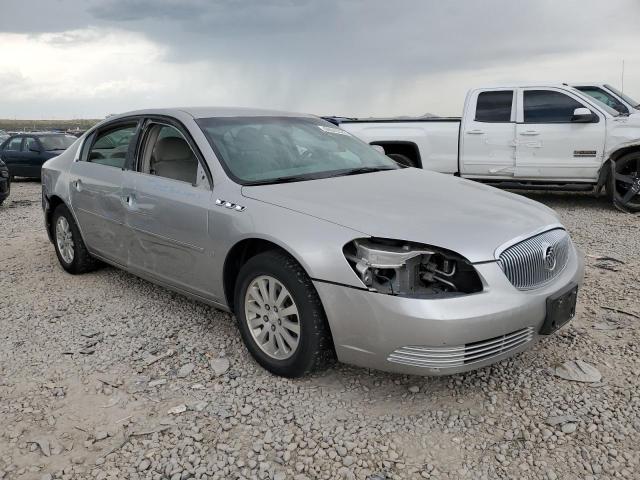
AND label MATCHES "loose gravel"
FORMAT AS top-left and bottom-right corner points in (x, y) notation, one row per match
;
(1, 181), (639, 480)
